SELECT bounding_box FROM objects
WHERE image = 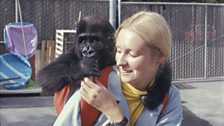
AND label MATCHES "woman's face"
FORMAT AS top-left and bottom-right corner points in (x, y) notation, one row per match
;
(115, 29), (162, 90)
